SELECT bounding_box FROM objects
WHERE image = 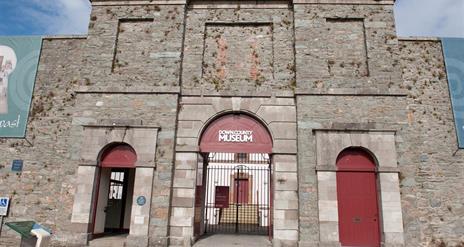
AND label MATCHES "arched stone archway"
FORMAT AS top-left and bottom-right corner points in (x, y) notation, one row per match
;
(195, 113), (273, 237)
(172, 96), (298, 246)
